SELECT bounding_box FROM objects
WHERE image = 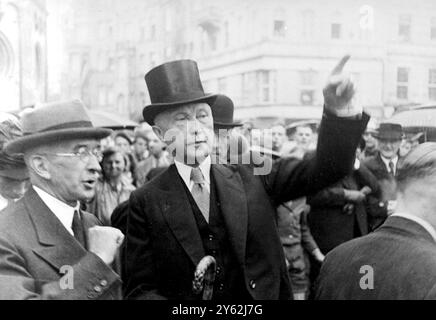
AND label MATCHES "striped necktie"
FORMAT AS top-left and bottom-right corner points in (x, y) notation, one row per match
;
(190, 167), (210, 223)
